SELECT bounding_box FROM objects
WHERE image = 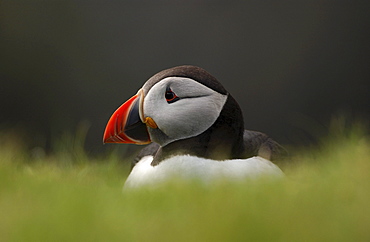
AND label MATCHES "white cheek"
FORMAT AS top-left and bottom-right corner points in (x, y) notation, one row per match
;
(163, 96), (225, 136)
(143, 78), (227, 144)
